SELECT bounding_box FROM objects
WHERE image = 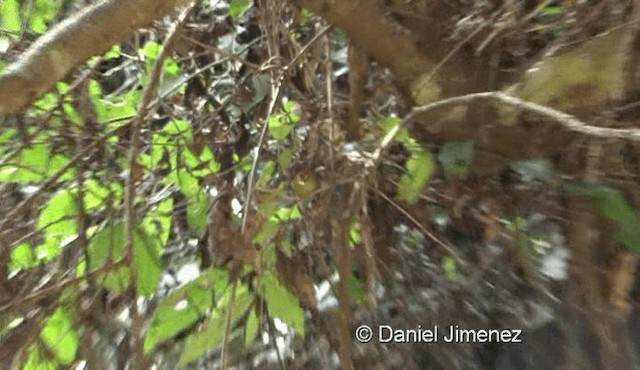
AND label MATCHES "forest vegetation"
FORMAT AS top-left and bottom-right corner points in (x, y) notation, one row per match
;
(1, 0), (640, 369)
